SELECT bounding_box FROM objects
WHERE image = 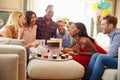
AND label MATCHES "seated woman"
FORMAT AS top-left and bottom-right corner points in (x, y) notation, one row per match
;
(20, 11), (37, 45)
(0, 11), (38, 48)
(0, 11), (39, 63)
(62, 22), (106, 69)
